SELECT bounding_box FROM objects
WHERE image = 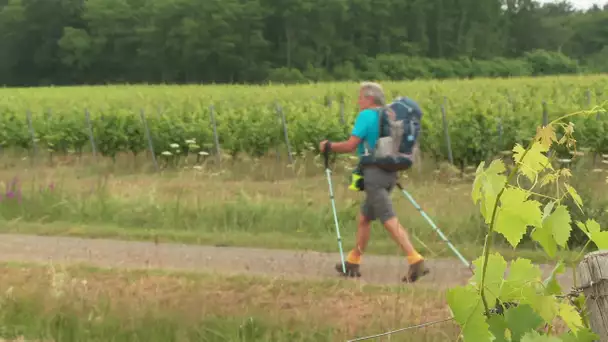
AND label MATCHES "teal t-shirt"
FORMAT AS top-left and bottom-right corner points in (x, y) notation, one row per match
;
(351, 108), (380, 159)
